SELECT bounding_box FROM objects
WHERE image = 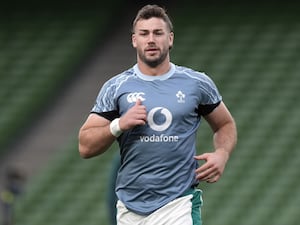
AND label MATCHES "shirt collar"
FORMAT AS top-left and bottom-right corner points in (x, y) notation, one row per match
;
(133, 63), (175, 81)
